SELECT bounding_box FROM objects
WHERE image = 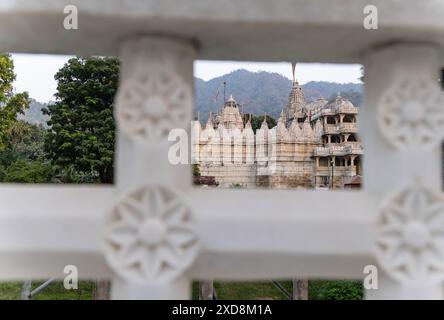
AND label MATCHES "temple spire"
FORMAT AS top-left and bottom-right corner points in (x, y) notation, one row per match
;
(283, 63), (306, 123)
